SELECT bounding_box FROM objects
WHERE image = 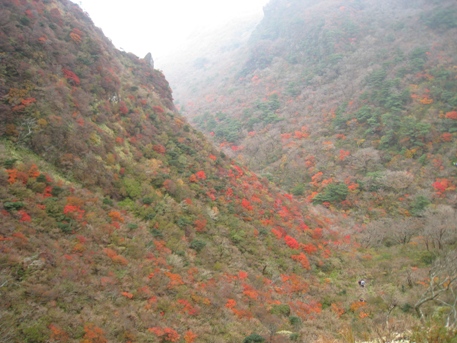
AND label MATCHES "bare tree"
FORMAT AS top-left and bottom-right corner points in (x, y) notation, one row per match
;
(422, 205), (457, 250)
(414, 250), (457, 328)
